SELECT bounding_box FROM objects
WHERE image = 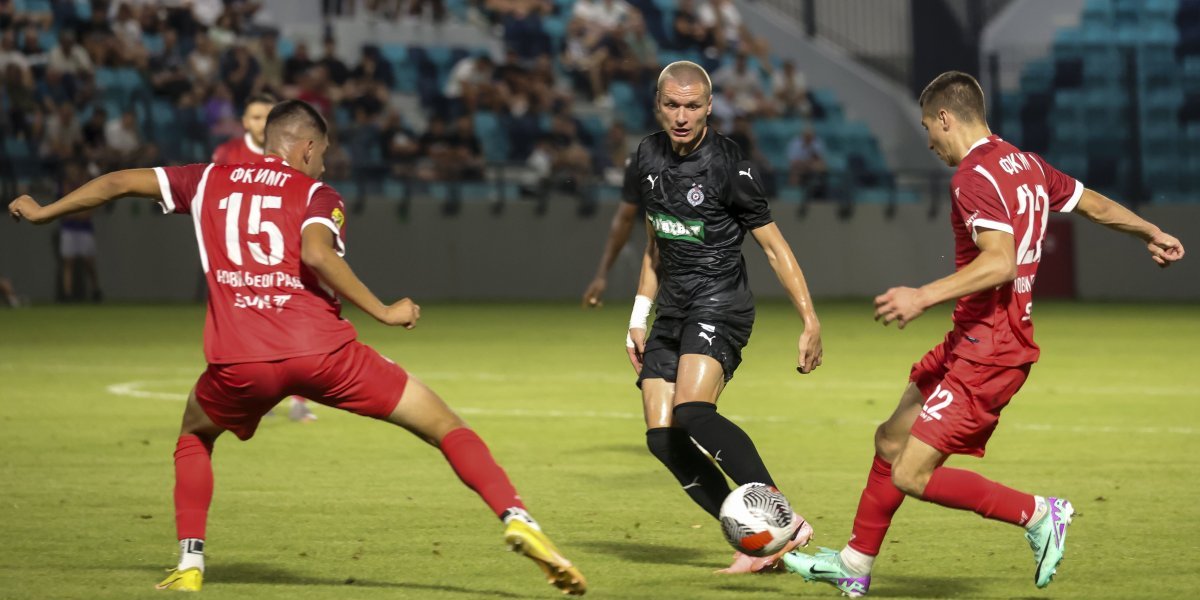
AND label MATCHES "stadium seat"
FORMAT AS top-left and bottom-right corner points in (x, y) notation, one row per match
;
(472, 111), (511, 162)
